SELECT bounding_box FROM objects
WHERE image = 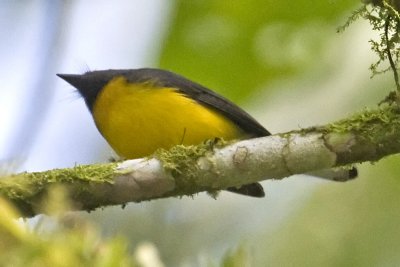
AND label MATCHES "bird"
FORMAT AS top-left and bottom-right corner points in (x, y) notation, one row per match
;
(57, 68), (356, 198)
